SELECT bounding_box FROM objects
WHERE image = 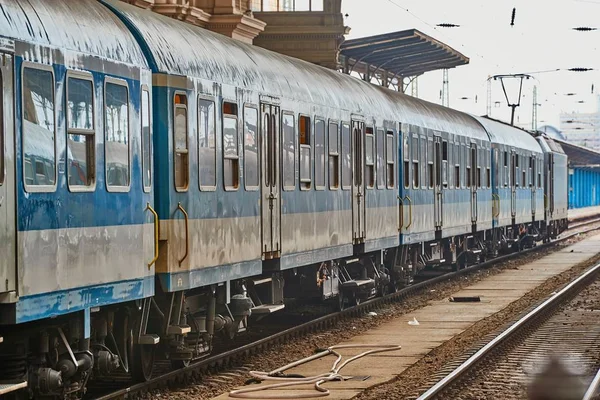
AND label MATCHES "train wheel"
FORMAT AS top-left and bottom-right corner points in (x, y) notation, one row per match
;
(132, 344), (154, 382)
(338, 292), (346, 311)
(171, 359), (191, 369)
(131, 307), (155, 382)
(113, 311), (132, 374)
